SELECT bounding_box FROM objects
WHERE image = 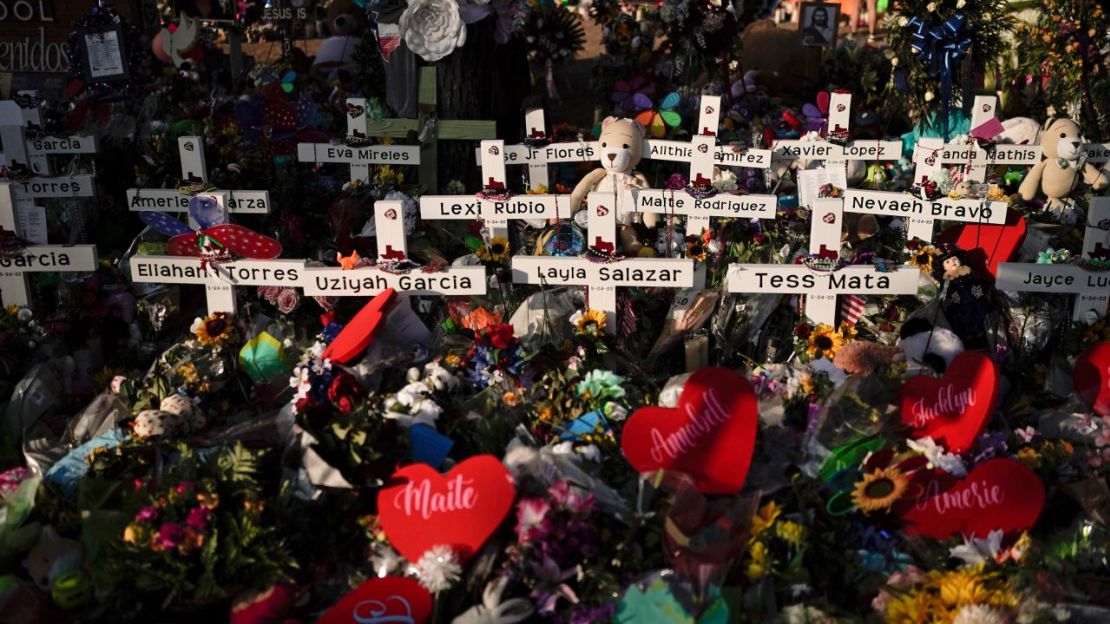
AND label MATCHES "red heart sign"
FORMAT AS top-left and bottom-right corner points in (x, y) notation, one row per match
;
(318, 577), (432, 624)
(1075, 342), (1110, 415)
(901, 458), (1044, 539)
(378, 455), (515, 564)
(936, 208), (1027, 278)
(899, 351), (998, 453)
(620, 367), (758, 494)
